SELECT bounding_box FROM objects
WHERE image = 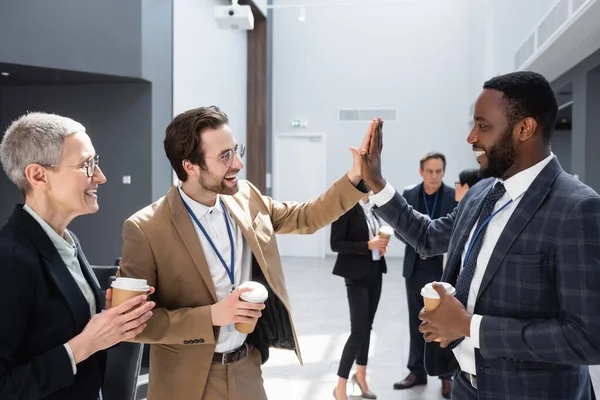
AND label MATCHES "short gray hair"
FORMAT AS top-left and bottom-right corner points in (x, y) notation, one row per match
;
(0, 112), (85, 193)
